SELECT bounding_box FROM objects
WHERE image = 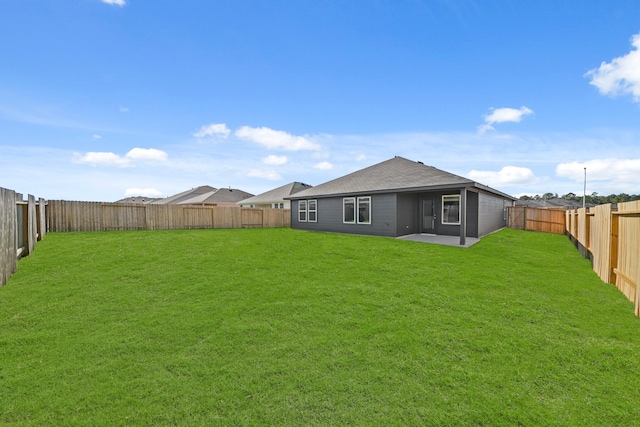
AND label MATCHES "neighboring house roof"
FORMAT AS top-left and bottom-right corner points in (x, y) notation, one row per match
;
(514, 198), (585, 209)
(188, 188), (254, 204)
(287, 156), (517, 200)
(239, 182), (313, 205)
(150, 186), (253, 205)
(151, 185), (217, 205)
(114, 196), (161, 204)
